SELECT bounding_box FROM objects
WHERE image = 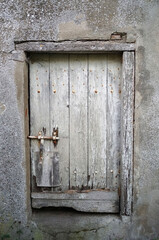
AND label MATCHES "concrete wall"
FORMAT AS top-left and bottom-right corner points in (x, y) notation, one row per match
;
(0, 0), (159, 239)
